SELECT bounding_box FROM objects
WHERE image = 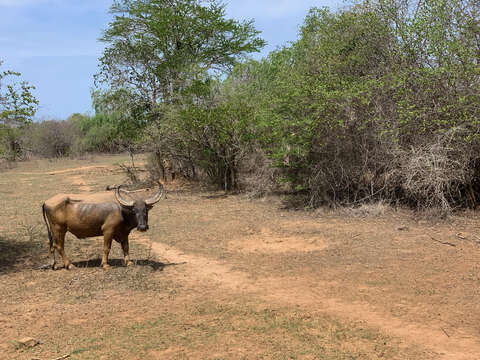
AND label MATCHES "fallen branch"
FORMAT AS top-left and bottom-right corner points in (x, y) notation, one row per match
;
(54, 355), (70, 360)
(454, 233), (480, 245)
(430, 236), (456, 247)
(30, 355), (70, 360)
